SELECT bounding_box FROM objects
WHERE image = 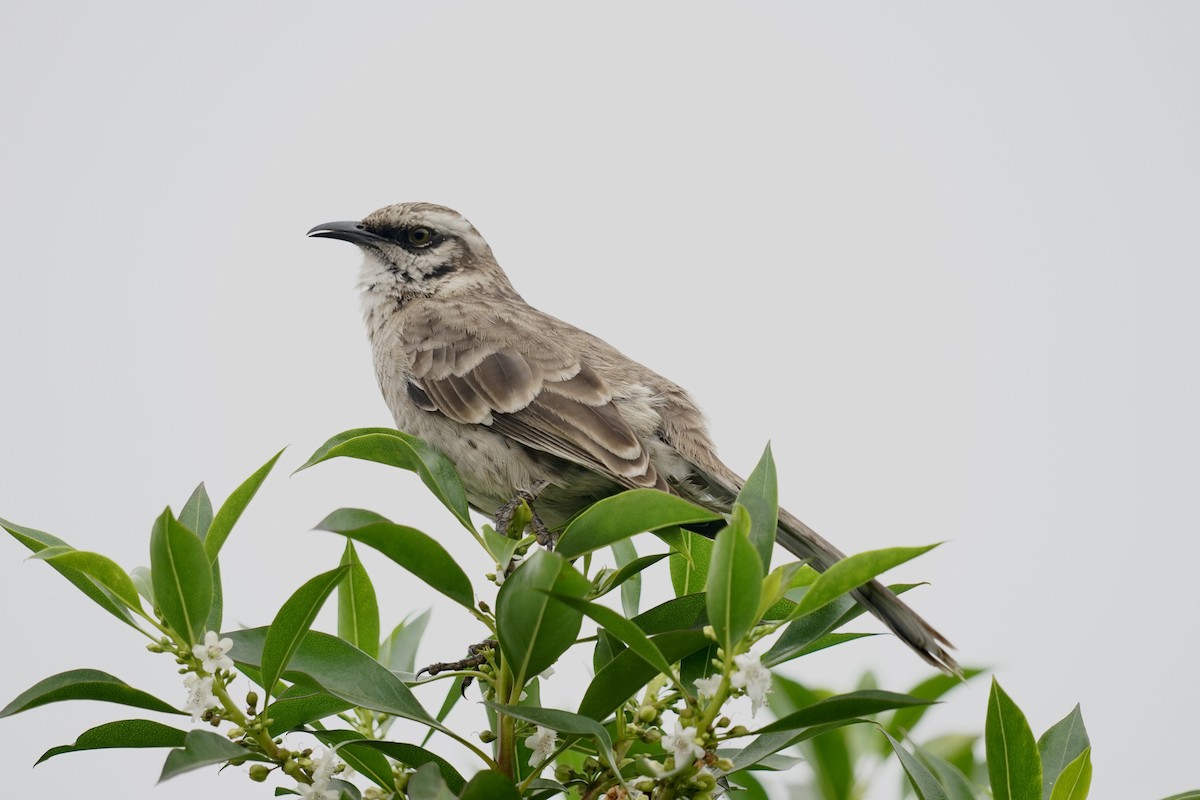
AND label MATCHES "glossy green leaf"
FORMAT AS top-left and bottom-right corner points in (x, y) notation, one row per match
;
(316, 509), (474, 610)
(496, 550), (589, 688)
(1157, 793), (1200, 799)
(298, 428), (474, 533)
(757, 690), (933, 734)
(459, 770), (521, 800)
(882, 731), (950, 800)
(632, 593), (707, 635)
(771, 675), (854, 799)
(669, 530), (714, 597)
(914, 745), (979, 800)
(261, 565), (350, 699)
(130, 566), (156, 607)
(32, 549), (142, 611)
(578, 629), (710, 719)
(265, 683), (353, 735)
(549, 593), (680, 686)
(793, 543), (941, 617)
(986, 679), (1042, 800)
(481, 525), (521, 567)
(407, 761), (457, 800)
(380, 609), (432, 674)
(421, 675), (466, 748)
(737, 444), (779, 571)
(1, 516), (136, 628)
(1, 669), (181, 719)
(881, 668), (984, 750)
(180, 483), (214, 539)
(592, 553), (669, 604)
(764, 595), (857, 666)
(205, 449), (284, 561)
(226, 627), (435, 726)
(727, 719), (868, 773)
(159, 729), (256, 781)
(336, 540), (380, 659)
(707, 507), (763, 653)
(1038, 704), (1090, 799)
(609, 538), (641, 617)
(1048, 748), (1091, 800)
(37, 719), (187, 764)
(555, 489), (722, 560)
(482, 701), (620, 781)
(313, 730), (398, 792)
(358, 740), (466, 794)
(150, 508), (213, 645)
